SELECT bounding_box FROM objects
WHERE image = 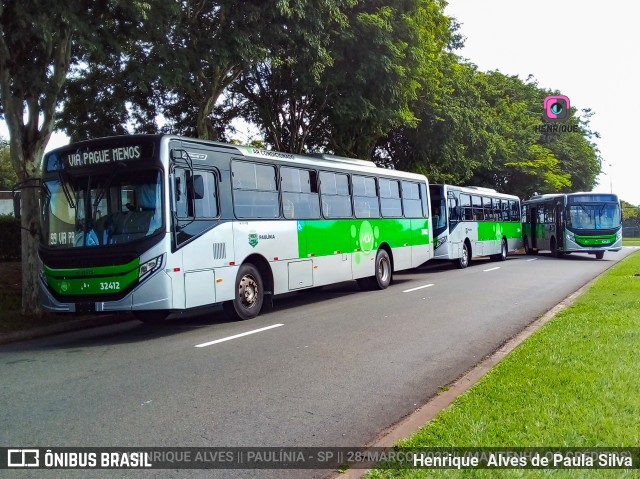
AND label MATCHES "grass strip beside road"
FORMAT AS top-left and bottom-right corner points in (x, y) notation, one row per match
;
(622, 237), (640, 246)
(366, 251), (640, 479)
